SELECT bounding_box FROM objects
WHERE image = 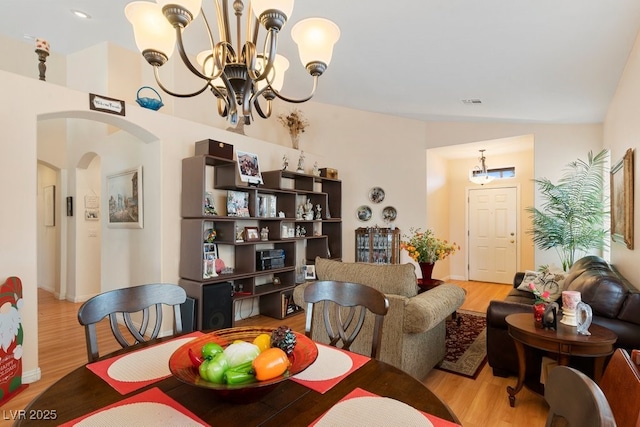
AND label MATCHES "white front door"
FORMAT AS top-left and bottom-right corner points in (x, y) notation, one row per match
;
(468, 186), (518, 284)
